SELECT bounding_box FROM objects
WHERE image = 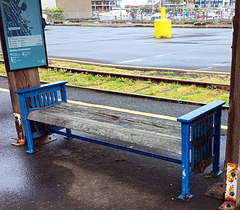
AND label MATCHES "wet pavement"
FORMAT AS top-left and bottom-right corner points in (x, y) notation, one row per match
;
(43, 26), (232, 72)
(0, 76), (227, 210)
(0, 26), (233, 72)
